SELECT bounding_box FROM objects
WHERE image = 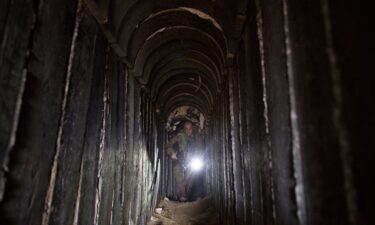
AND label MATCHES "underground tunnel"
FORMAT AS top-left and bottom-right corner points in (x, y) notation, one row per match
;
(0, 0), (374, 225)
